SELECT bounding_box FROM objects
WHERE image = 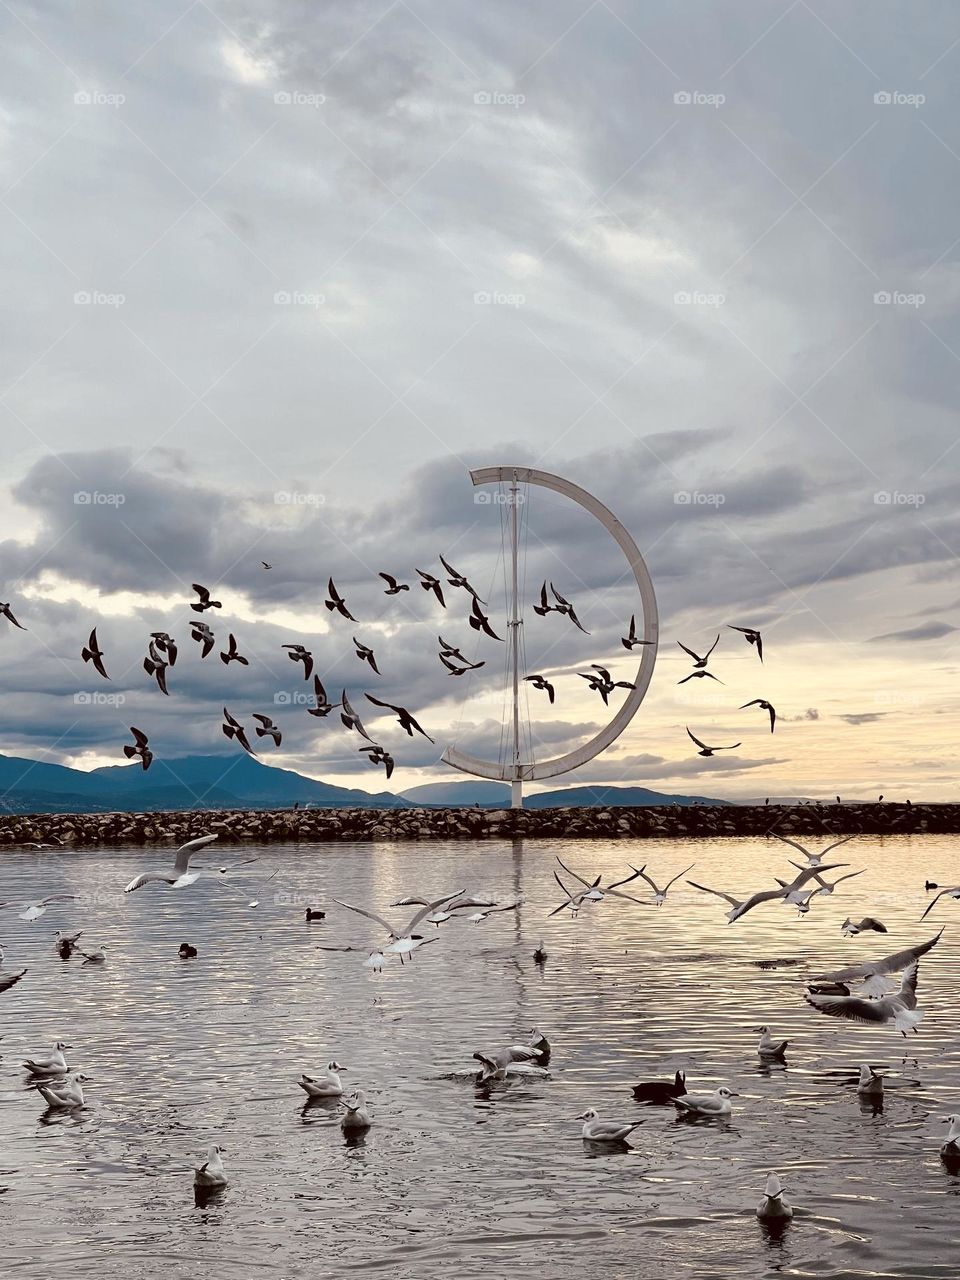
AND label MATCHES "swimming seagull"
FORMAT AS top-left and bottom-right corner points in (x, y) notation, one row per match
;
(22, 1041), (71, 1075)
(0, 967), (27, 993)
(728, 625), (763, 662)
(630, 862), (695, 905)
(416, 569), (446, 608)
(191, 584), (222, 612)
(674, 1086), (738, 1117)
(194, 1145), (227, 1187)
(857, 1063), (884, 1098)
(842, 917), (887, 935)
(686, 728), (740, 757)
(757, 1026), (788, 1059)
(307, 676), (338, 718)
(439, 555), (485, 603)
(37, 1073), (88, 1110)
(79, 945), (107, 964)
(124, 726), (153, 770)
(920, 885), (960, 920)
(576, 1109), (642, 1143)
(756, 1172), (792, 1221)
(0, 601), (27, 629)
(622, 614), (654, 650)
(340, 1089), (372, 1132)
(353, 637), (380, 674)
(940, 1115), (960, 1164)
(190, 621), (216, 658)
(364, 694), (433, 741)
(298, 1061), (346, 1098)
(686, 863), (848, 923)
(524, 673), (555, 703)
(124, 833), (219, 893)
(81, 627), (110, 679)
(771, 833), (856, 867)
(741, 699), (776, 732)
(473, 1046), (544, 1083)
(379, 573), (409, 595)
(550, 584), (589, 633)
(340, 691), (374, 741)
(359, 744), (394, 779)
(220, 633), (248, 666)
(282, 644), (313, 680)
(678, 635), (719, 668)
(0, 894), (77, 922)
(325, 578), (357, 621)
(222, 707), (256, 755)
(804, 959), (924, 1035)
(468, 597), (502, 640)
(252, 714), (281, 747)
(55, 929), (83, 956)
